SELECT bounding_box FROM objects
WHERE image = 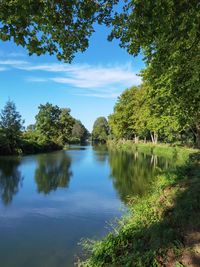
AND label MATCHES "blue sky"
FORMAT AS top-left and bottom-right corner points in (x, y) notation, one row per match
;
(0, 24), (144, 131)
